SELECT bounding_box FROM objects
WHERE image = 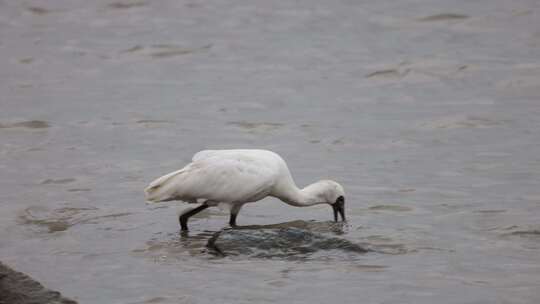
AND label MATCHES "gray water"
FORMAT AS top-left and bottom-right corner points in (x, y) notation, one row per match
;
(1, 0), (540, 303)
